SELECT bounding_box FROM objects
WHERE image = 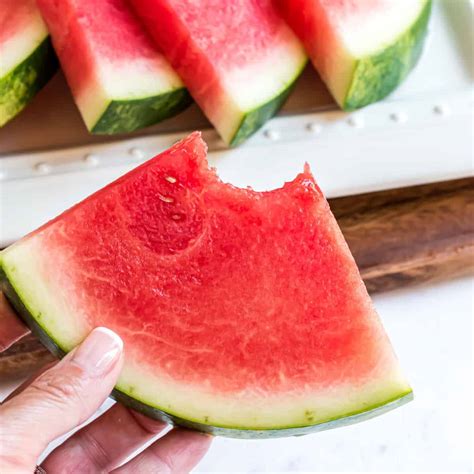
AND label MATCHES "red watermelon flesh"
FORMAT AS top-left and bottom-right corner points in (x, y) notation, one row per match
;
(276, 0), (431, 110)
(128, 0), (307, 145)
(0, 0), (37, 44)
(0, 0), (57, 127)
(36, 0), (190, 133)
(0, 133), (411, 436)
